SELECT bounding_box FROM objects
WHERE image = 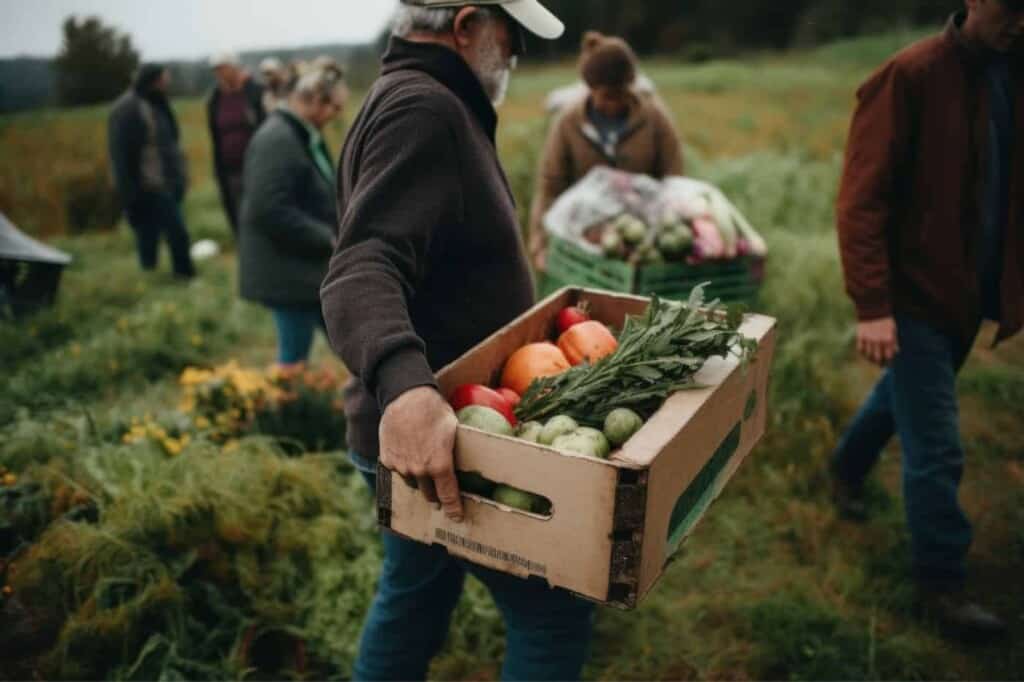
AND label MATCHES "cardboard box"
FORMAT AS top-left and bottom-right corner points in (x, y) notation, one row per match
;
(377, 287), (777, 609)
